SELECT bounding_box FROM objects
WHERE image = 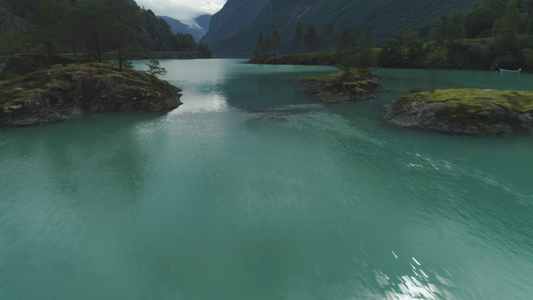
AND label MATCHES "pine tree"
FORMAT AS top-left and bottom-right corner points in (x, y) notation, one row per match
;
(324, 22), (338, 48)
(105, 0), (143, 71)
(338, 28), (356, 50)
(257, 32), (271, 55)
(354, 25), (377, 76)
(304, 26), (321, 52)
(28, 4), (65, 59)
(493, 0), (520, 55)
(146, 59), (167, 83)
(272, 29), (282, 55)
(294, 22), (305, 44)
